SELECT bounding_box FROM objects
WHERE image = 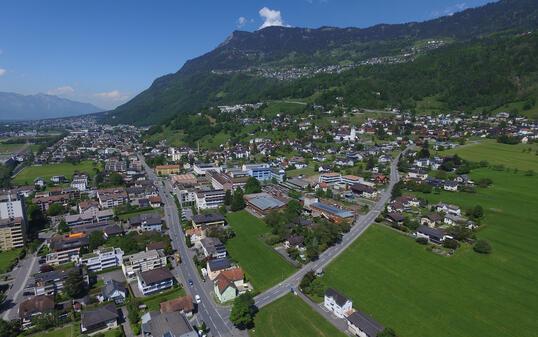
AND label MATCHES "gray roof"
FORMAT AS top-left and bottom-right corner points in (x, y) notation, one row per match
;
(129, 212), (162, 226)
(208, 258), (231, 271)
(191, 212), (225, 225)
(139, 267), (174, 285)
(311, 202), (354, 218)
(101, 279), (126, 299)
(141, 311), (197, 337)
(81, 303), (118, 328)
(325, 287), (350, 306)
(347, 311), (384, 337)
(248, 195), (285, 210)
